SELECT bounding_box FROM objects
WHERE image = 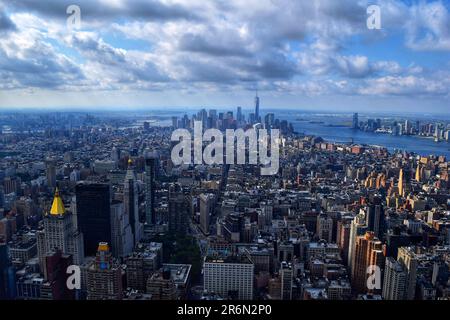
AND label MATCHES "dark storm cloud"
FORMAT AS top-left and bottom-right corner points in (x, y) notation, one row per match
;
(239, 53), (299, 80)
(178, 33), (251, 57)
(5, 0), (201, 22)
(0, 7), (16, 32)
